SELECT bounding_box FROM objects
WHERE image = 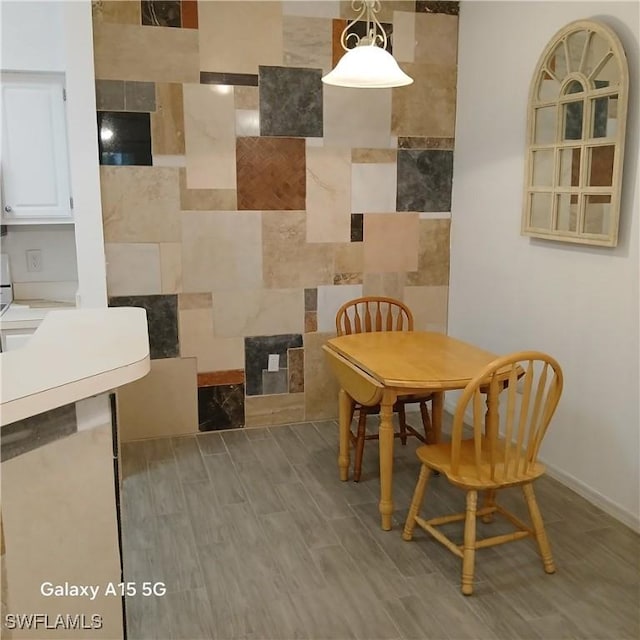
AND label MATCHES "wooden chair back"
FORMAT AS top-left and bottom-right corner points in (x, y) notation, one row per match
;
(336, 297), (413, 336)
(450, 351), (563, 484)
